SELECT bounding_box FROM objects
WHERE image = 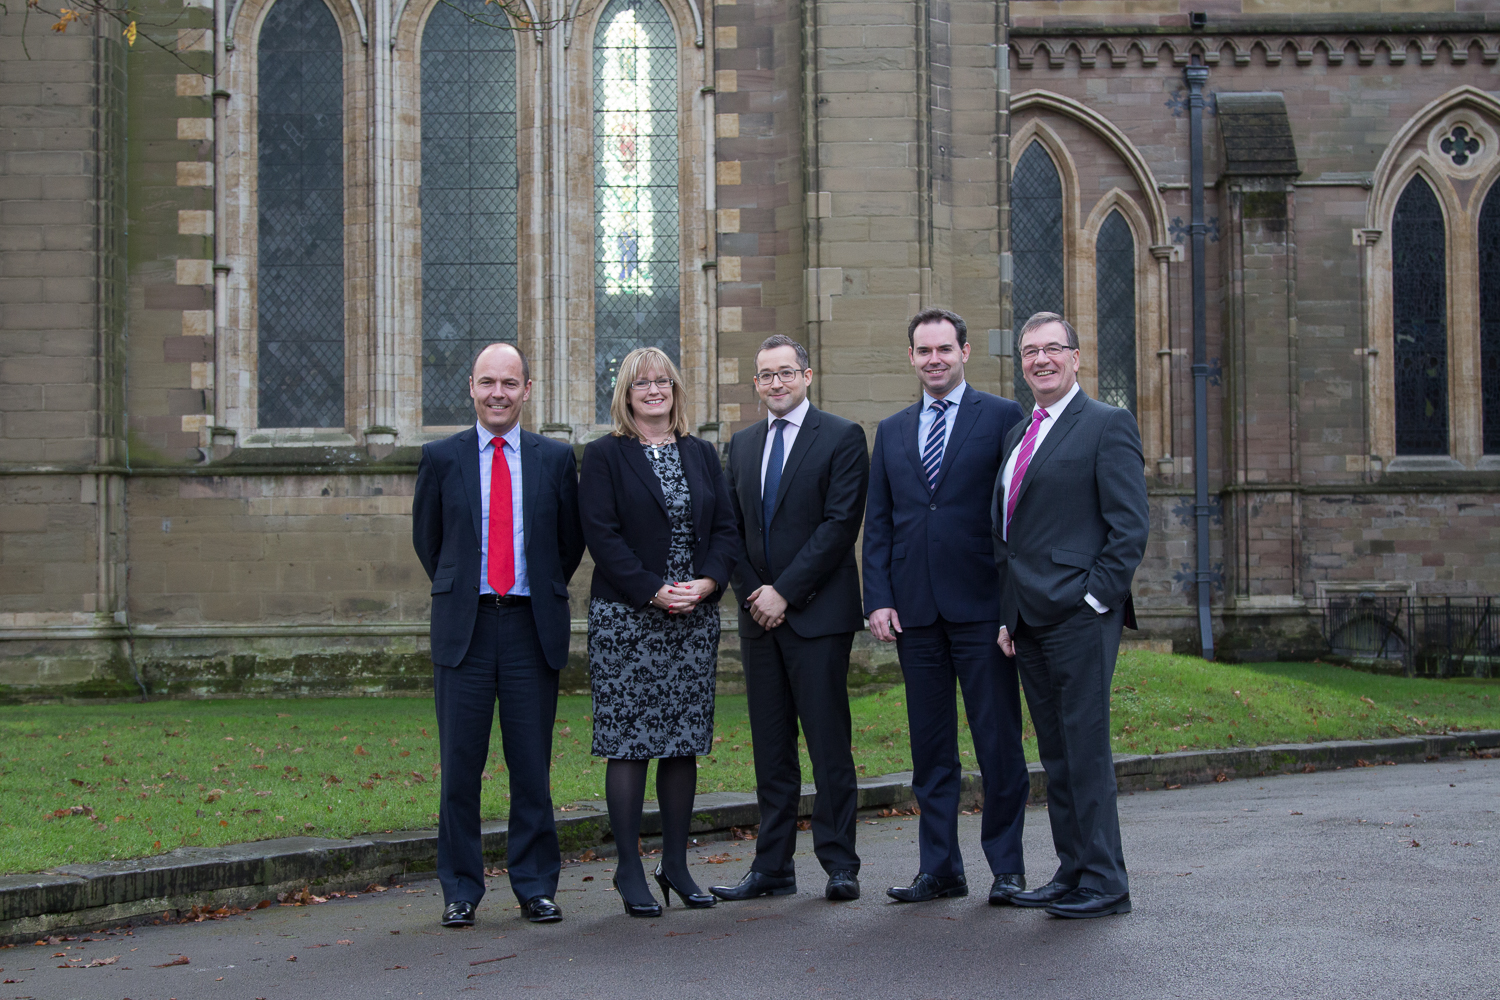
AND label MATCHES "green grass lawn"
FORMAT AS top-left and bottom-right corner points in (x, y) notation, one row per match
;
(2, 652), (1497, 874)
